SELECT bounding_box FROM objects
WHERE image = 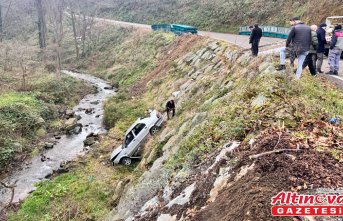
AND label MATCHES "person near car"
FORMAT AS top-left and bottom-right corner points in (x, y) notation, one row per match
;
(277, 17), (312, 80)
(249, 24), (263, 56)
(316, 23), (327, 73)
(166, 100), (175, 120)
(327, 25), (343, 75)
(302, 25), (318, 76)
(276, 18), (297, 71)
